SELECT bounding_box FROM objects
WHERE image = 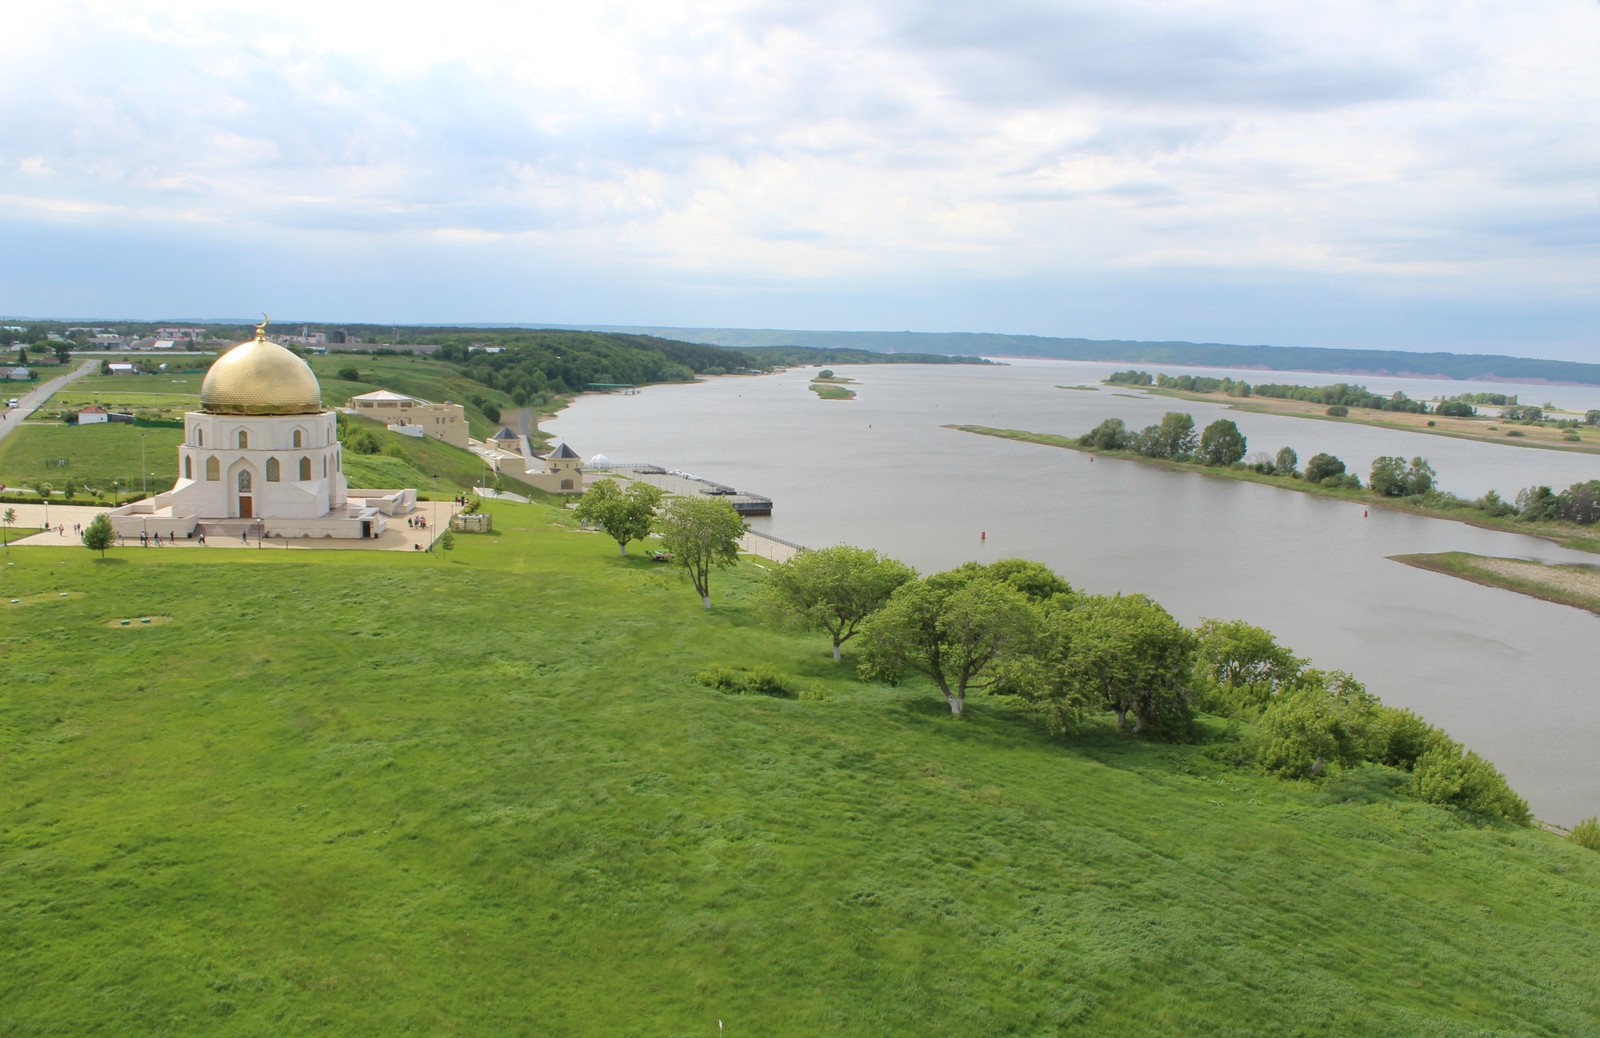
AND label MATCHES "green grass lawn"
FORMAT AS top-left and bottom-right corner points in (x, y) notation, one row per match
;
(0, 413), (540, 501)
(0, 421), (182, 495)
(2, 500), (1598, 1035)
(48, 373), (205, 418)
